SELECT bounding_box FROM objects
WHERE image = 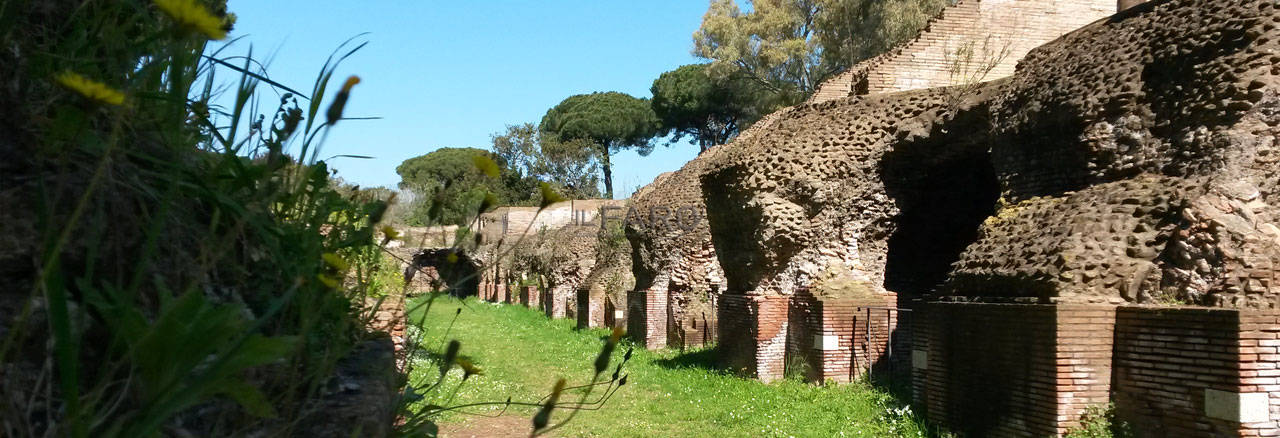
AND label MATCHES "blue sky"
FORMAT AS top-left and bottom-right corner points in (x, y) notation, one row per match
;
(219, 1), (711, 198)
